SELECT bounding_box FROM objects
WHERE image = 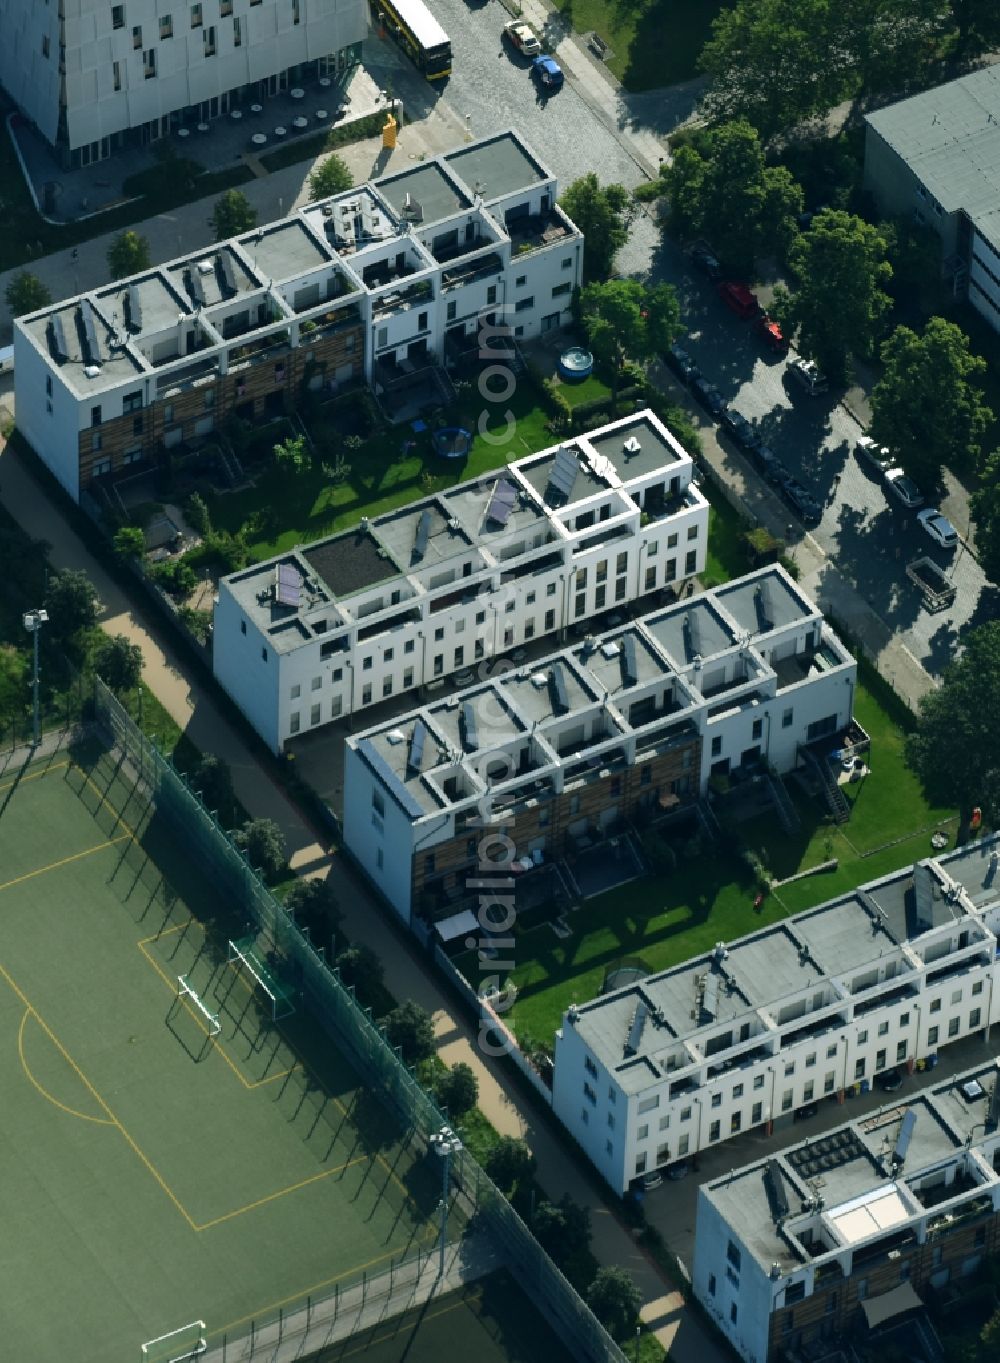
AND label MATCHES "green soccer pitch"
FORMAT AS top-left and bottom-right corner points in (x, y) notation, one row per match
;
(0, 745), (441, 1363)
